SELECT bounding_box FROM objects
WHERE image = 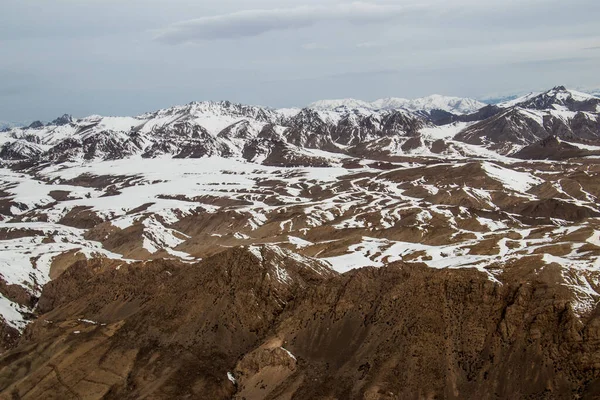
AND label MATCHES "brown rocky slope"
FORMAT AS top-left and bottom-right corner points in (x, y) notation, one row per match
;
(0, 246), (600, 399)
